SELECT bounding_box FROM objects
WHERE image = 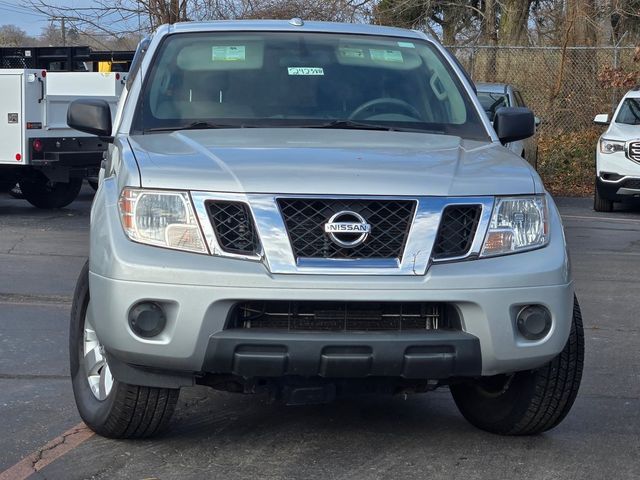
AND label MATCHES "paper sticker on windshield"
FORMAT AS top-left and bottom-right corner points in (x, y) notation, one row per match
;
(397, 41), (415, 48)
(288, 67), (324, 76)
(370, 49), (404, 63)
(339, 47), (365, 59)
(212, 46), (246, 62)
